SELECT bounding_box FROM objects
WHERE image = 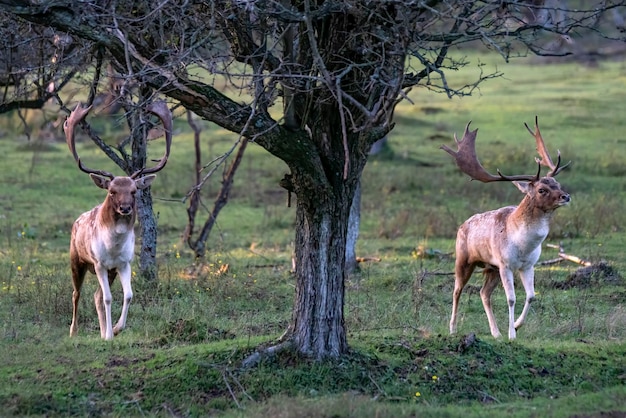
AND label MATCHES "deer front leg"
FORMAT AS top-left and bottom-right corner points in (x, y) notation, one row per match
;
(113, 264), (133, 335)
(498, 267), (517, 340)
(514, 267), (536, 330)
(94, 265), (114, 340)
